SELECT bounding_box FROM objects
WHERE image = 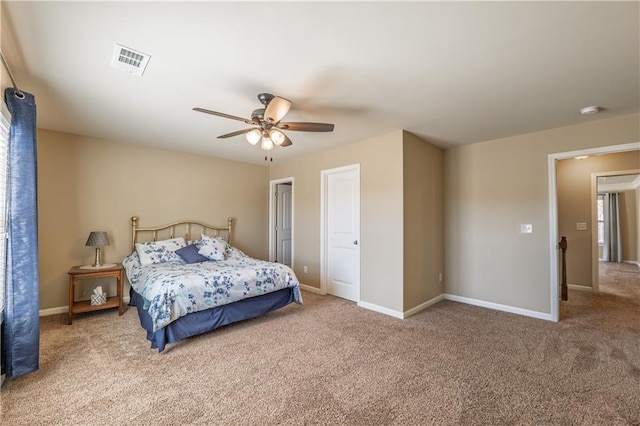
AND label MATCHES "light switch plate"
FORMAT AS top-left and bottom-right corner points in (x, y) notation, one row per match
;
(576, 222), (587, 231)
(520, 224), (533, 234)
